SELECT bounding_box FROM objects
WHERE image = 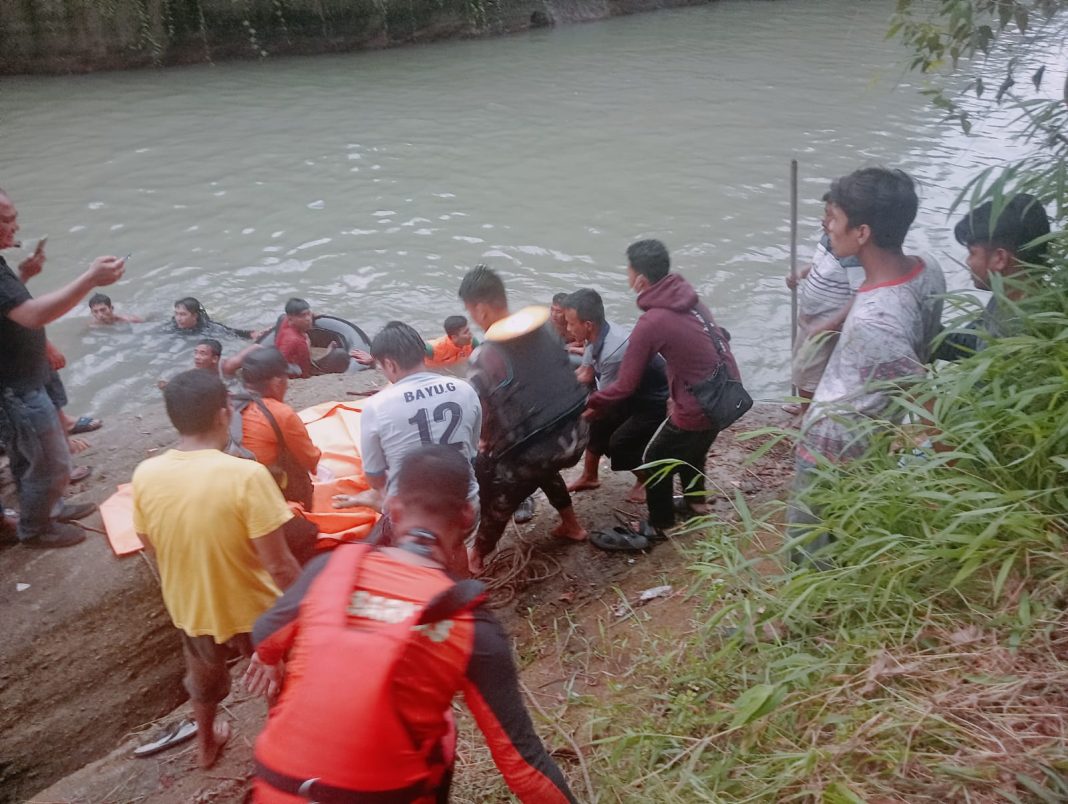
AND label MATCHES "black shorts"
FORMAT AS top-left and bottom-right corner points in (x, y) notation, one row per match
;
(588, 398), (666, 471)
